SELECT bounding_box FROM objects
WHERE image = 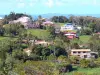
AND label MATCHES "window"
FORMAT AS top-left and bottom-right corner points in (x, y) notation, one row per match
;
(78, 52), (81, 54)
(73, 51), (76, 53)
(83, 51), (86, 53)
